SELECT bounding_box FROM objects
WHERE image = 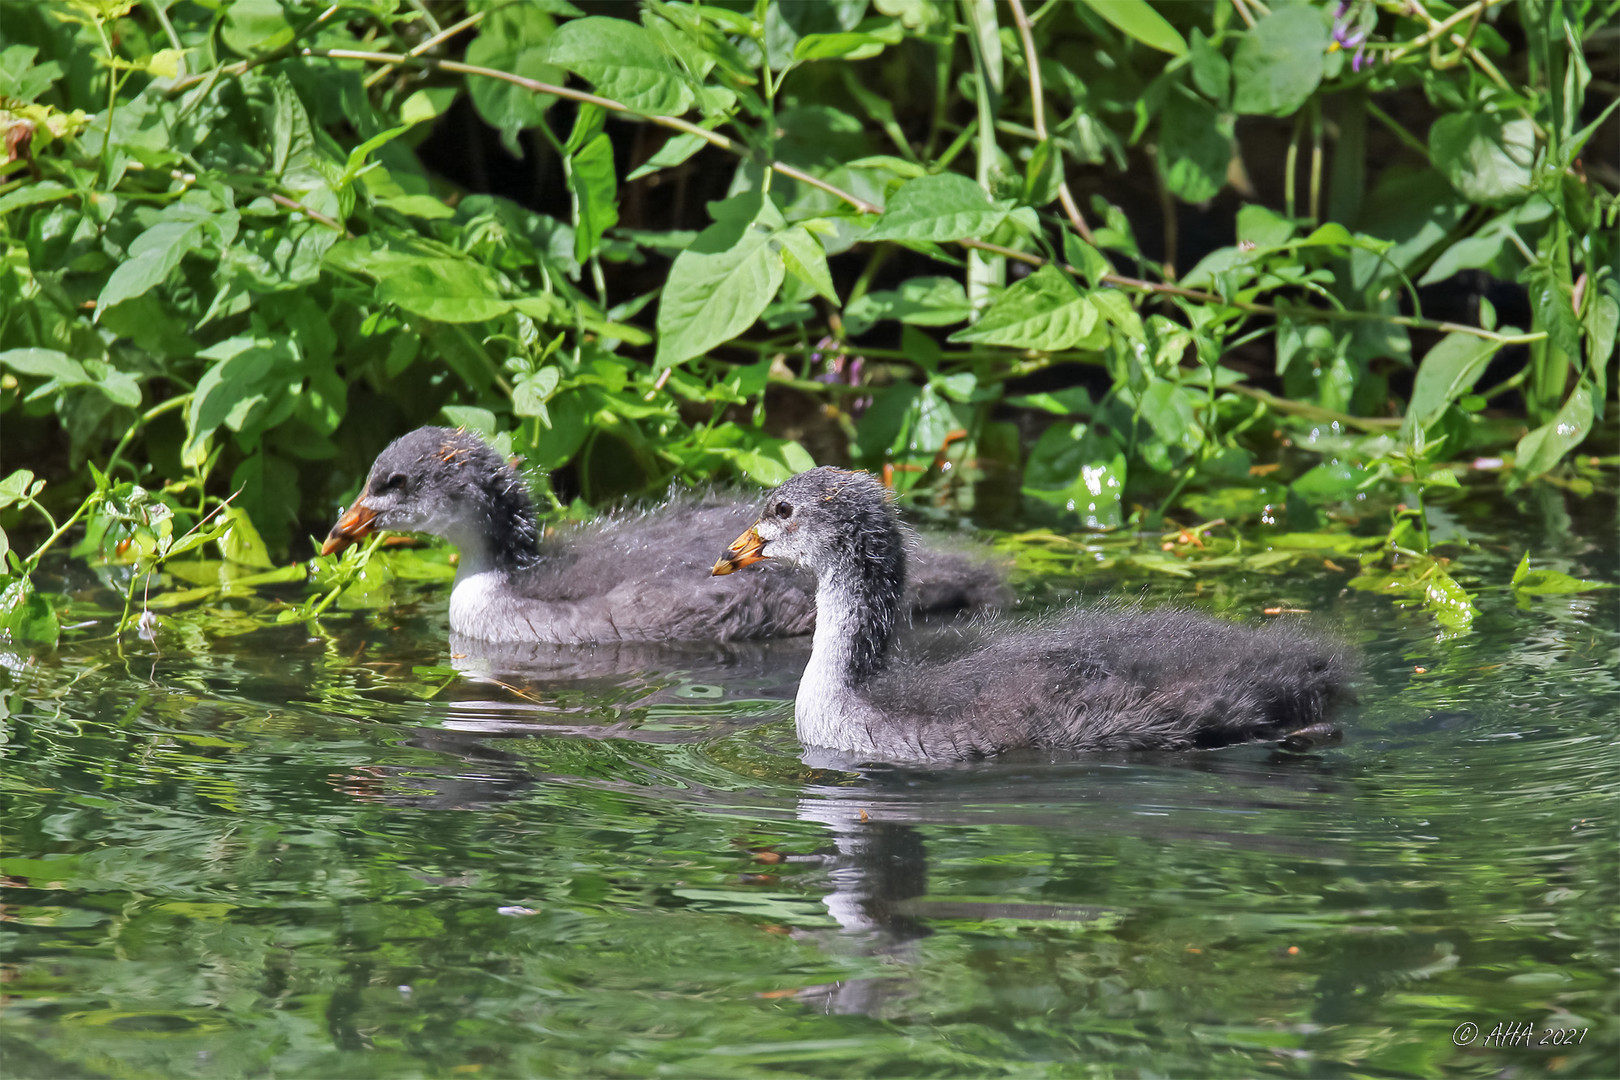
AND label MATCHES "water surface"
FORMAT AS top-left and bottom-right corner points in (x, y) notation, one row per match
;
(3, 491), (1616, 1078)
